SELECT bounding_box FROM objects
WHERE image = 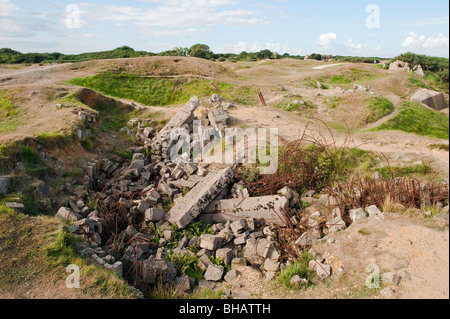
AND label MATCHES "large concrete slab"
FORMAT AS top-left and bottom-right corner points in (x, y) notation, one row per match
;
(165, 167), (234, 229)
(154, 96), (200, 143)
(200, 195), (289, 226)
(411, 88), (448, 111)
